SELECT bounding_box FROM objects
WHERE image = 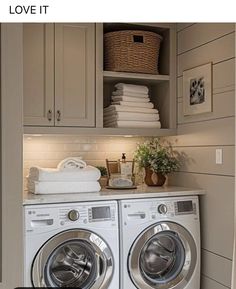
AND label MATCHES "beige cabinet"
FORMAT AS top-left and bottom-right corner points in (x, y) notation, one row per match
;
(23, 23), (95, 127)
(23, 24), (54, 126)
